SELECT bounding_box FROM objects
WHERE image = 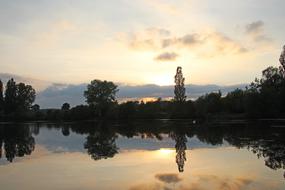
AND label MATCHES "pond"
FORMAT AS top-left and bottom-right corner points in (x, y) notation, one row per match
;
(0, 120), (284, 190)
